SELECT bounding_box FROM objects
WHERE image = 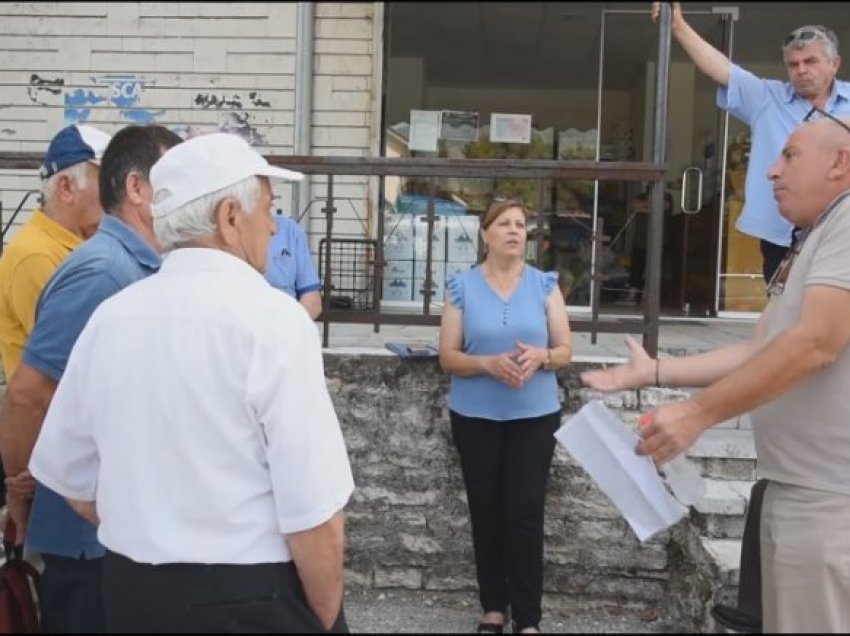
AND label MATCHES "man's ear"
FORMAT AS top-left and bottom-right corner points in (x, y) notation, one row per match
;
(215, 197), (241, 246)
(56, 173), (76, 204)
(124, 172), (147, 206)
(830, 147), (850, 179)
